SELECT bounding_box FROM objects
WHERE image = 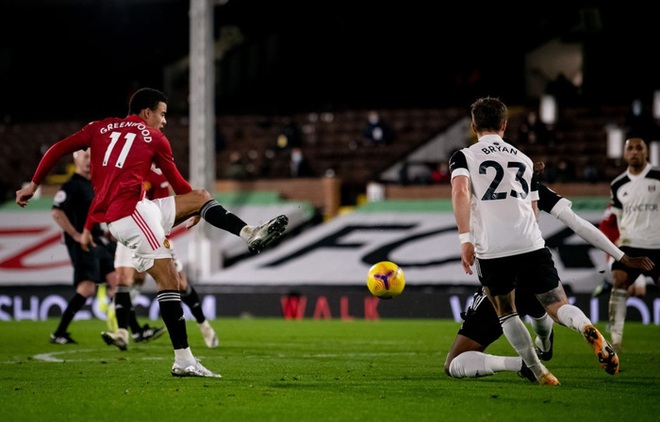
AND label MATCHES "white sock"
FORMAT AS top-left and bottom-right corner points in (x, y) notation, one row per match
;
(117, 328), (129, 343)
(556, 304), (591, 332)
(448, 351), (522, 378)
(130, 284), (142, 303)
(530, 313), (553, 351)
(629, 276), (647, 297)
(609, 288), (628, 347)
(239, 226), (253, 241)
(174, 347), (195, 365)
(500, 314), (539, 368)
